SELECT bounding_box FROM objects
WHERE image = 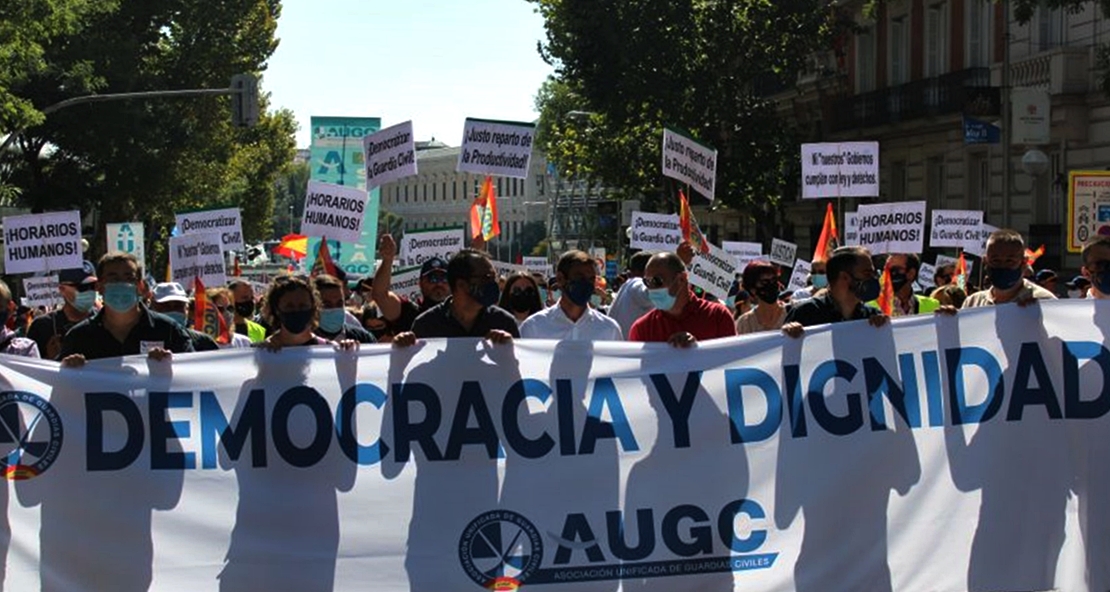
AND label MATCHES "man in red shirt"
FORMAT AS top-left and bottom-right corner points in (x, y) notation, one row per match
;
(629, 252), (736, 347)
